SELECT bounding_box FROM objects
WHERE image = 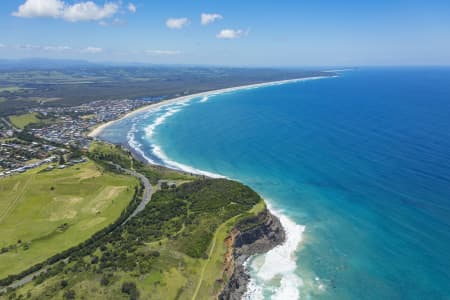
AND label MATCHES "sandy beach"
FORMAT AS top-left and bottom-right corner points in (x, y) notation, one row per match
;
(88, 75), (331, 138)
